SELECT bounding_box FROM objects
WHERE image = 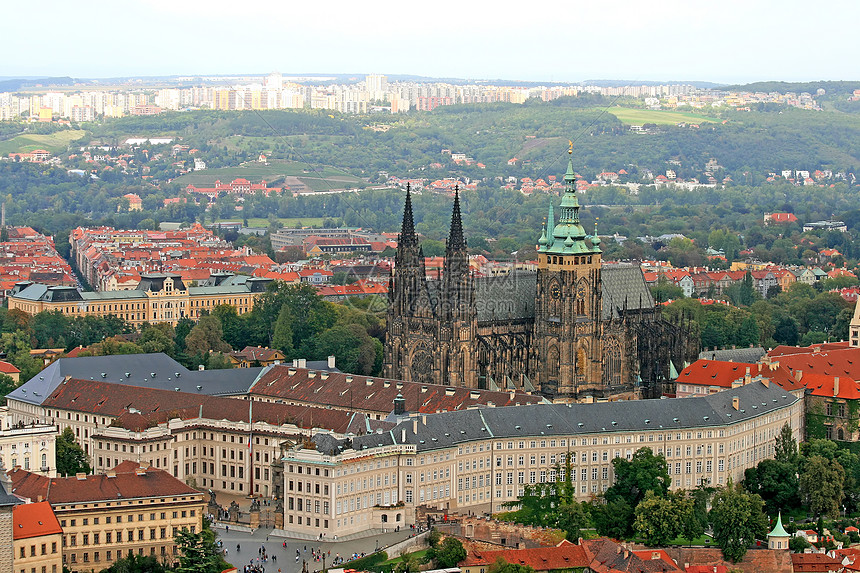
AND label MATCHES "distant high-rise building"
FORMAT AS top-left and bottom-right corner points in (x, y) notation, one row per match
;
(266, 71), (283, 91)
(365, 74), (388, 98)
